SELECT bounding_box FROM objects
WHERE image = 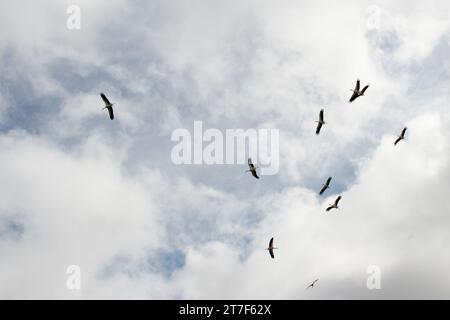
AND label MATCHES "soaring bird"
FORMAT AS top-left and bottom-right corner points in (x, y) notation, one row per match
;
(100, 93), (114, 120)
(247, 158), (259, 179)
(349, 79), (369, 103)
(326, 195), (342, 212)
(306, 279), (319, 290)
(319, 177), (332, 195)
(394, 127), (407, 146)
(266, 237), (278, 259)
(315, 109), (326, 135)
